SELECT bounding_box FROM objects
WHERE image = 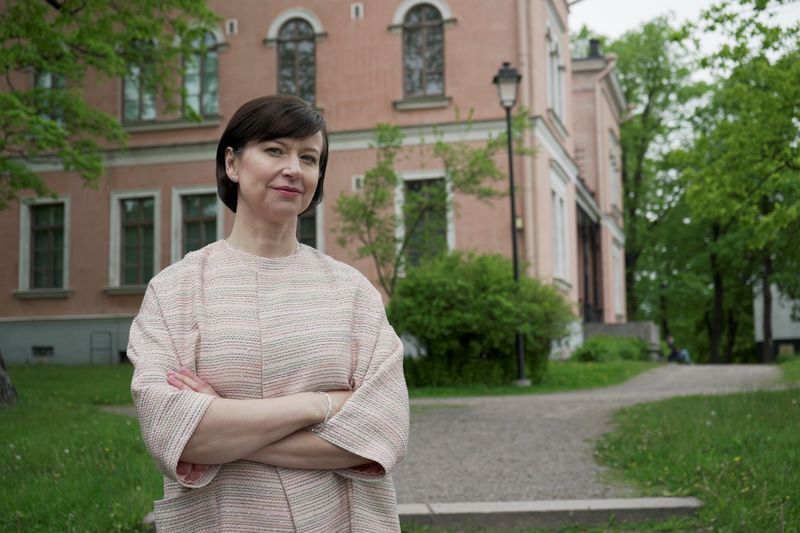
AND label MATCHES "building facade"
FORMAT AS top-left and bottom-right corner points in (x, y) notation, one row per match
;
(0, 0), (626, 364)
